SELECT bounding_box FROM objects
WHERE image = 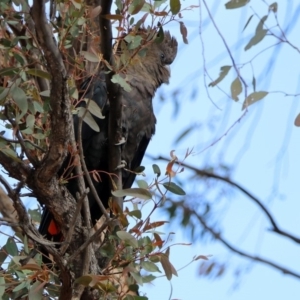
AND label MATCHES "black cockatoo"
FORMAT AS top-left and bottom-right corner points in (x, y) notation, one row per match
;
(39, 30), (178, 240)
